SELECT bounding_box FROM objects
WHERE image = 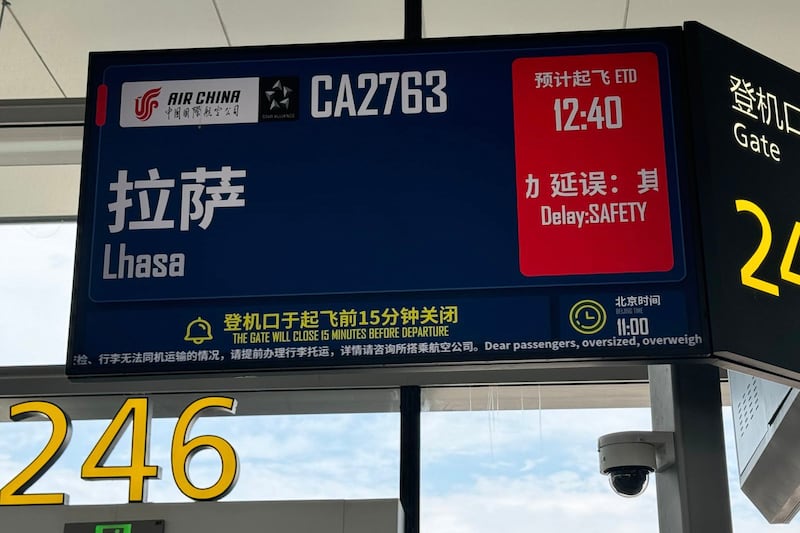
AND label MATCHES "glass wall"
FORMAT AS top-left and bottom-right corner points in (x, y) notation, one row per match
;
(0, 390), (401, 504)
(420, 386), (783, 533)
